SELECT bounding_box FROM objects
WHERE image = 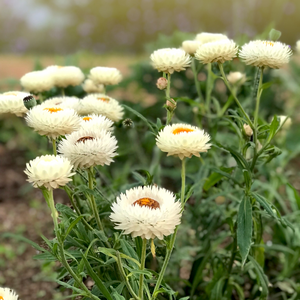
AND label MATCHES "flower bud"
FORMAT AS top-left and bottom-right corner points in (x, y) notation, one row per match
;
(243, 124), (253, 137)
(156, 77), (168, 90)
(166, 99), (176, 110)
(23, 95), (37, 109)
(227, 72), (246, 85)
